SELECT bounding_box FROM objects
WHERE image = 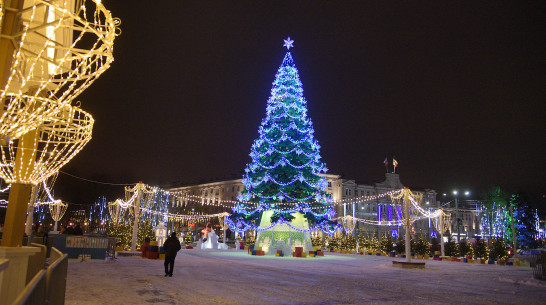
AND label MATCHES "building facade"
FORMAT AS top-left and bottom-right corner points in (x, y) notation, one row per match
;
(169, 172), (439, 239)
